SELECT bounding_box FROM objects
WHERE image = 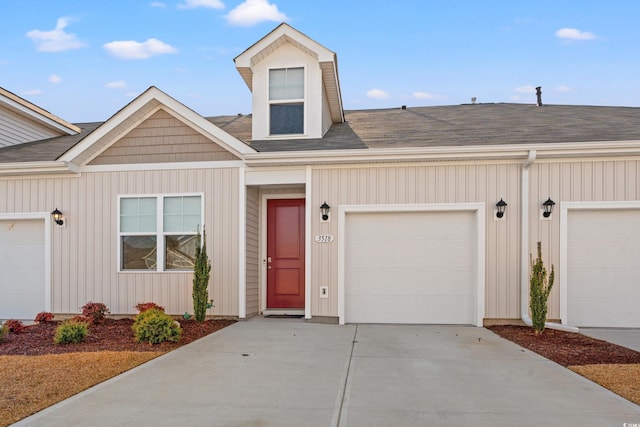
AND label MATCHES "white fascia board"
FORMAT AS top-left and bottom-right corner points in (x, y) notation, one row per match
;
(81, 160), (246, 173)
(0, 161), (76, 176)
(60, 87), (255, 164)
(244, 140), (640, 166)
